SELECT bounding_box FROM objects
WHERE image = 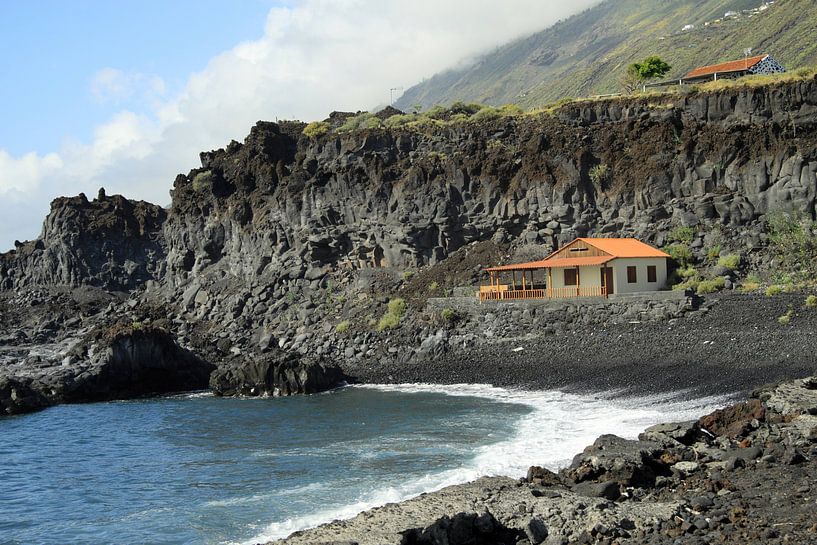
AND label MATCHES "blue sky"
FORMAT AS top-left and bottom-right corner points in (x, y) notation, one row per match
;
(0, 0), (597, 251)
(1, 0), (283, 155)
